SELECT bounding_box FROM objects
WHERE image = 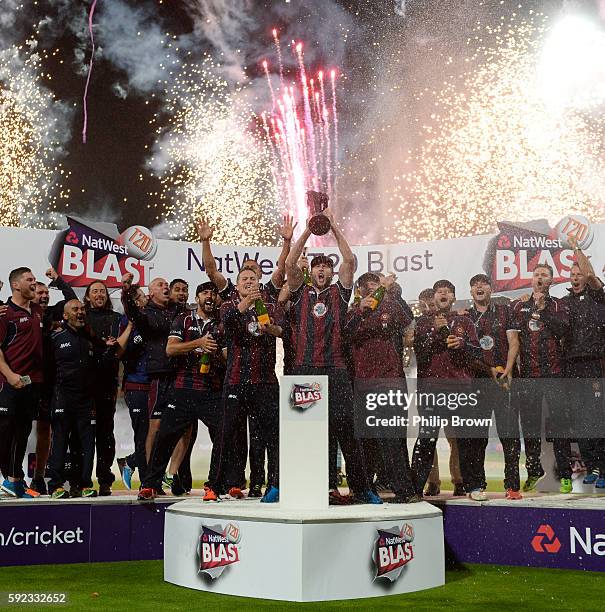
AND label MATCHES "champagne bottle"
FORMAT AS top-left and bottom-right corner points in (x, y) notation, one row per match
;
(439, 323), (451, 340)
(303, 266), (312, 286)
(255, 298), (270, 326)
(199, 352), (211, 374)
(368, 285), (386, 310)
(353, 286), (361, 306)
